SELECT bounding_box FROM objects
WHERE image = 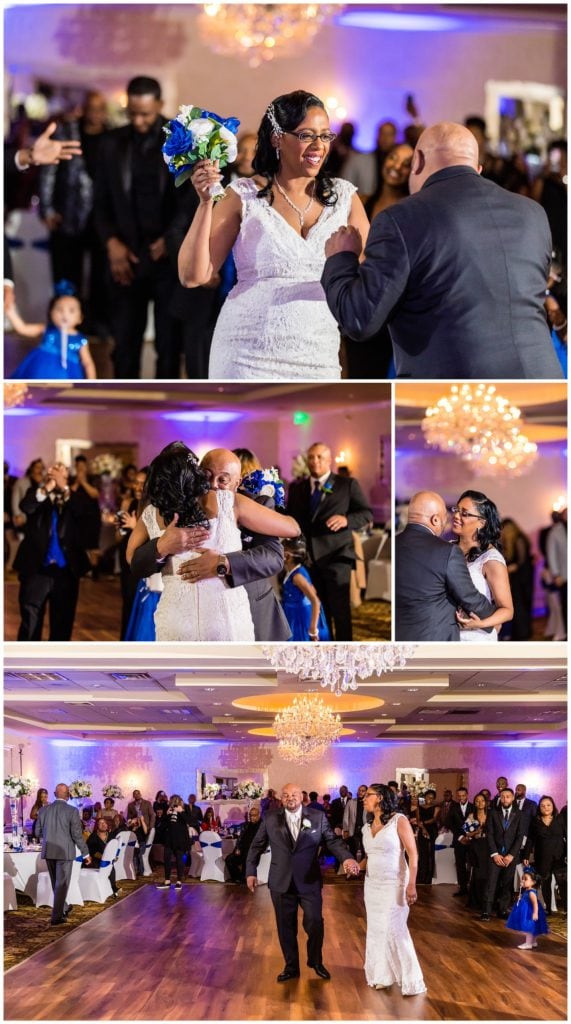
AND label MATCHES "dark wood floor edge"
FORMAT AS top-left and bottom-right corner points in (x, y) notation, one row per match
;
(3, 882), (150, 976)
